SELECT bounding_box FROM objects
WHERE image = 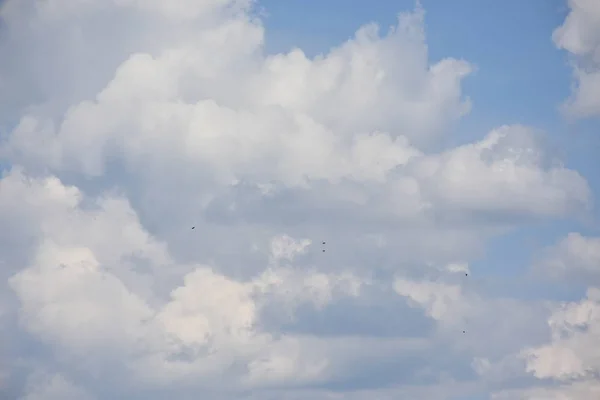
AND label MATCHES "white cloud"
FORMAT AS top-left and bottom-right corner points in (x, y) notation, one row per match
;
(521, 287), (600, 380)
(1, 1), (588, 229)
(411, 125), (590, 219)
(392, 274), (551, 361)
(535, 233), (600, 283)
(553, 0), (600, 117)
(0, 167), (371, 392)
(10, 241), (154, 358)
(474, 231), (600, 399)
(494, 288), (600, 400)
(0, 0), (597, 398)
(394, 278), (470, 324)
